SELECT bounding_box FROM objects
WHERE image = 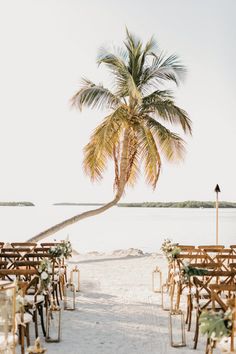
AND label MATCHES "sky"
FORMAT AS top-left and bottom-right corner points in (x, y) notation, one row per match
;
(0, 0), (236, 204)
